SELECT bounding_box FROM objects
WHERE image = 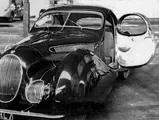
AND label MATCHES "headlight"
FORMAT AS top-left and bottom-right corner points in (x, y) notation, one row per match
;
(25, 80), (51, 104)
